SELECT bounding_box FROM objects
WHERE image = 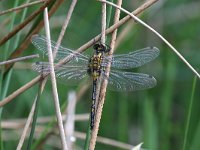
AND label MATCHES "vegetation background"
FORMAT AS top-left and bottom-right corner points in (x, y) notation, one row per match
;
(0, 0), (200, 149)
